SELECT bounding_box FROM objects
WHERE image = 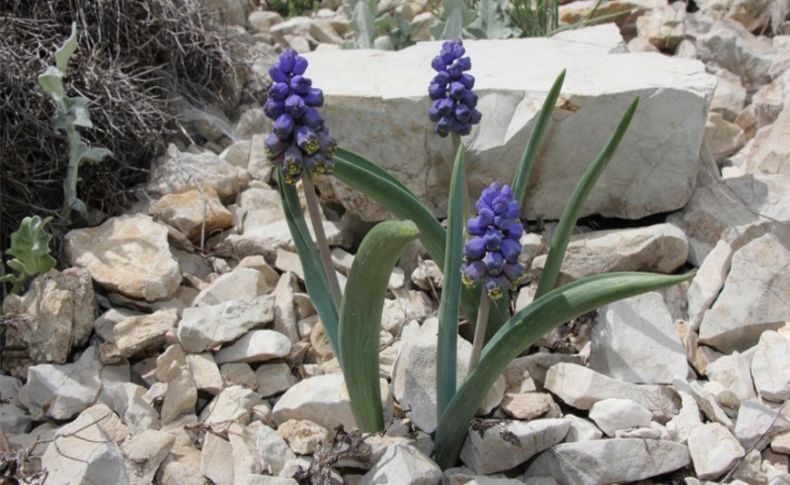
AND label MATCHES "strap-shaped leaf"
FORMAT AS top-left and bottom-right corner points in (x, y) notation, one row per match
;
(437, 144), (466, 416)
(434, 270), (693, 468)
(339, 220), (420, 432)
(276, 169), (340, 356)
(535, 97), (639, 299)
(512, 69), (566, 206)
